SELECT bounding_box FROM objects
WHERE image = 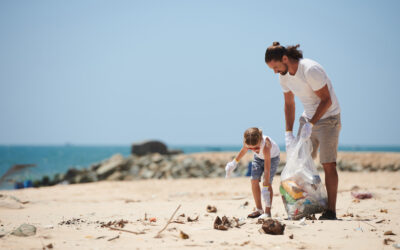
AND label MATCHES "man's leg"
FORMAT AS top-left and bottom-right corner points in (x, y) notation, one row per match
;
(317, 114), (341, 220)
(323, 162), (338, 212)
